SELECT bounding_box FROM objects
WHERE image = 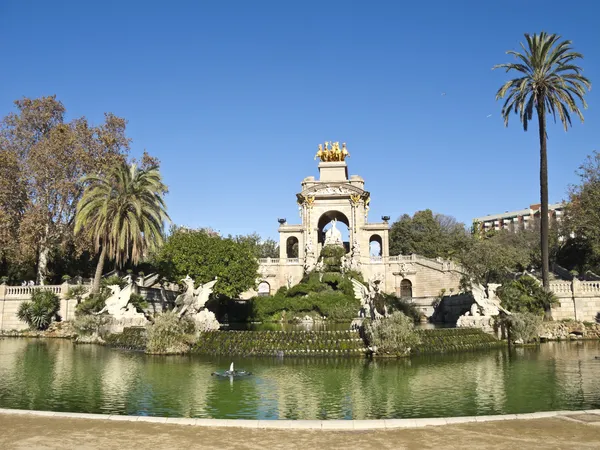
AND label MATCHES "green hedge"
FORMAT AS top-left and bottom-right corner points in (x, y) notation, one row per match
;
(104, 327), (147, 351)
(193, 330), (367, 357)
(412, 328), (505, 354)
